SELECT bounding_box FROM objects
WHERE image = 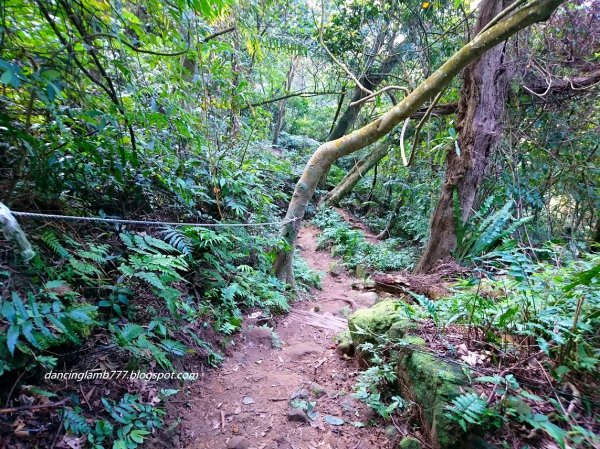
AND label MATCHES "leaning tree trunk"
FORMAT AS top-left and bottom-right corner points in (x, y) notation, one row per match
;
(321, 138), (393, 206)
(321, 102), (459, 206)
(273, 0), (564, 283)
(317, 52), (403, 187)
(414, 0), (515, 273)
